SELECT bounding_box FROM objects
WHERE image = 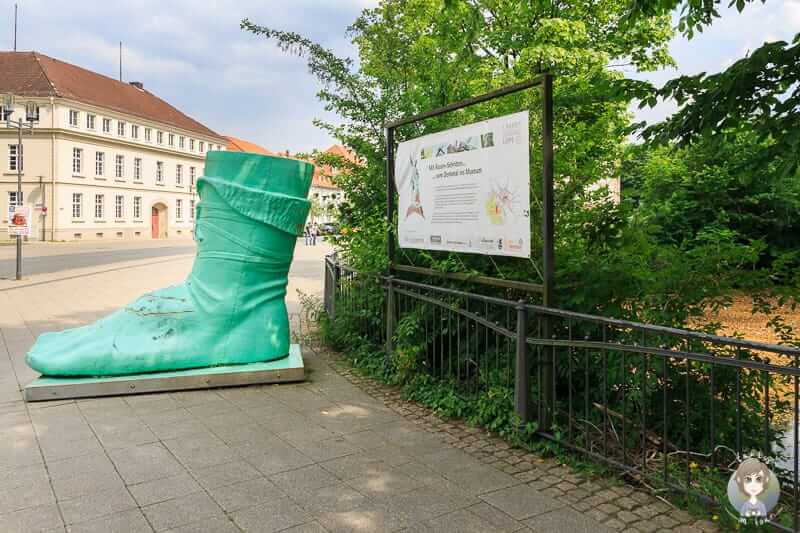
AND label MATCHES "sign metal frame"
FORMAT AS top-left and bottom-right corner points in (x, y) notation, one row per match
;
(384, 74), (554, 304)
